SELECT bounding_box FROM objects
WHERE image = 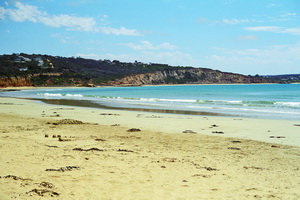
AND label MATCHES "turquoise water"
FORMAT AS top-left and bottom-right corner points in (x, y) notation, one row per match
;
(1, 84), (300, 120)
